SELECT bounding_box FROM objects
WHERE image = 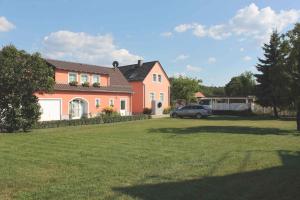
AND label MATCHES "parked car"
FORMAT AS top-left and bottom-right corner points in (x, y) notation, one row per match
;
(170, 105), (212, 119)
